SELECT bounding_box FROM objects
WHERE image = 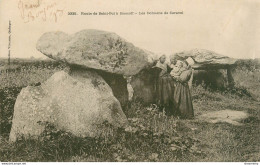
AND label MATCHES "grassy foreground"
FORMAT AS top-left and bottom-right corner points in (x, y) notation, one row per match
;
(0, 61), (259, 162)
